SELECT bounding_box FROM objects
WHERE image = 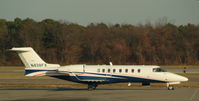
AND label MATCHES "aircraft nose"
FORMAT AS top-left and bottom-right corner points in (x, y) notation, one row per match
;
(180, 76), (188, 82)
(166, 73), (189, 82)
